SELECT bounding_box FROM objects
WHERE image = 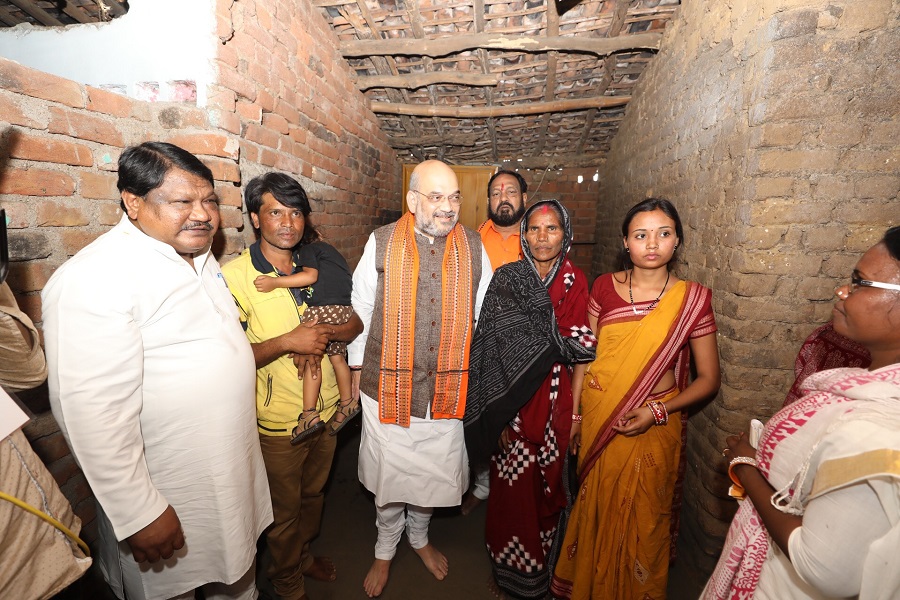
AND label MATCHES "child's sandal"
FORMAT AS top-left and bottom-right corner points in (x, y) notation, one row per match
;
(290, 409), (325, 445)
(329, 397), (361, 435)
